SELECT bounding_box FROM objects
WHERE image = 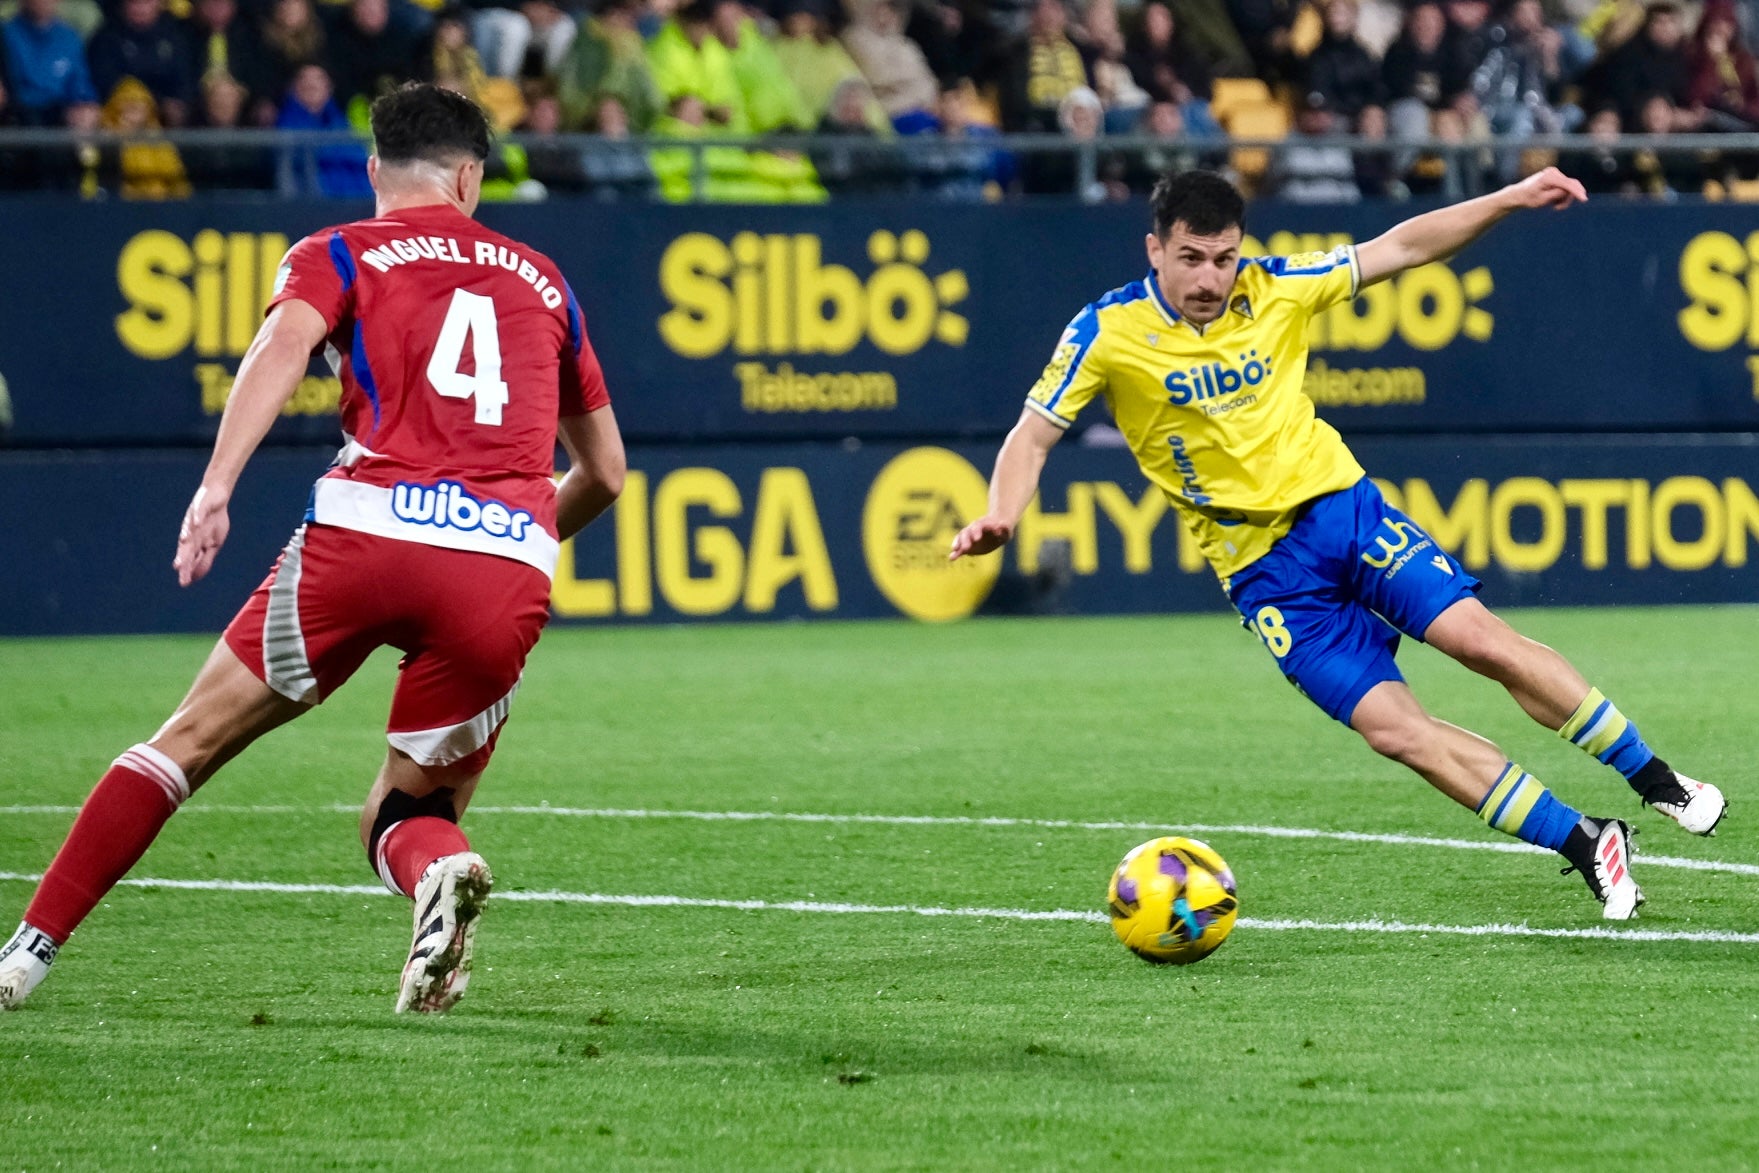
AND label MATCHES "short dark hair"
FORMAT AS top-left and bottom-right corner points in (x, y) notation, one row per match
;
(1149, 169), (1245, 239)
(371, 83), (490, 166)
